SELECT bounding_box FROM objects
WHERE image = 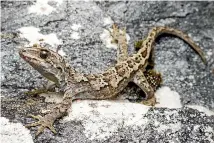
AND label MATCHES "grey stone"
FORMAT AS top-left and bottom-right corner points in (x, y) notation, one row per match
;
(1, 1), (214, 143)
